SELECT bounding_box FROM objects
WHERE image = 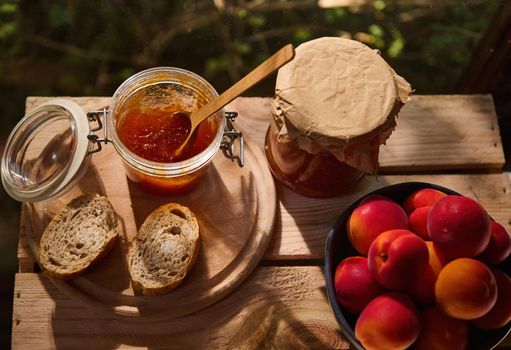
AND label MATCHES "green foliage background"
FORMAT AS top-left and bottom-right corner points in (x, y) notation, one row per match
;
(0, 0), (500, 101)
